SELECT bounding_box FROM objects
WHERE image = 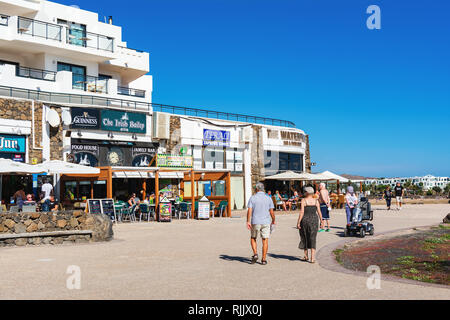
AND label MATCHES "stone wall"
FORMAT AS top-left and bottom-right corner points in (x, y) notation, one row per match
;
(0, 98), (64, 163)
(305, 134), (311, 173)
(0, 211), (113, 247)
(251, 125), (265, 185)
(166, 115), (181, 154)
